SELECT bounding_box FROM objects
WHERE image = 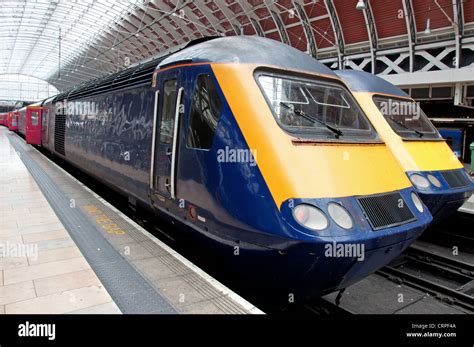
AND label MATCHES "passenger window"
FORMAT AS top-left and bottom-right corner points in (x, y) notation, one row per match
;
(31, 112), (39, 126)
(159, 79), (178, 144)
(187, 74), (222, 149)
